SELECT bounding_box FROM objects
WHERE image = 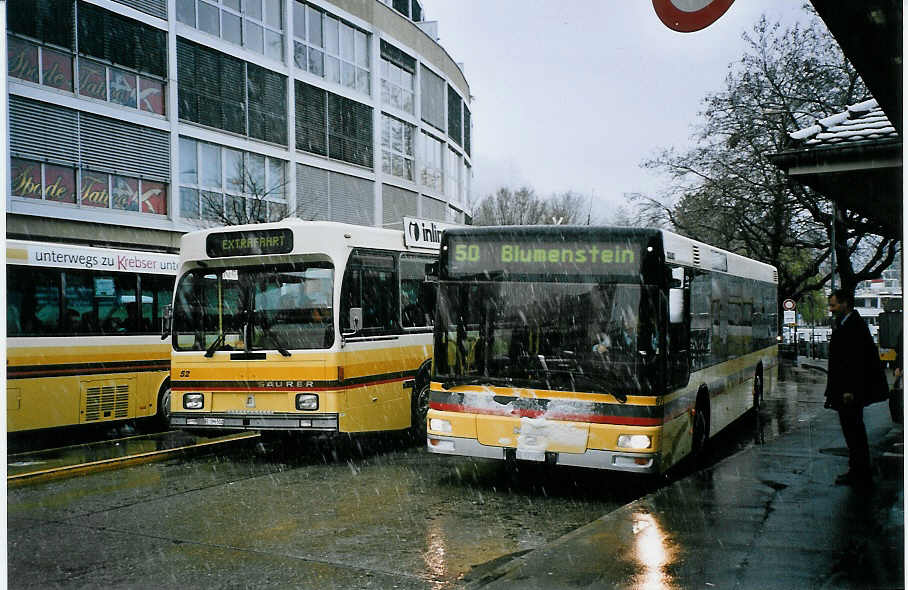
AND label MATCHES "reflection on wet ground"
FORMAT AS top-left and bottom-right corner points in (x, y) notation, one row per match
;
(7, 430), (258, 480)
(7, 367), (834, 589)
